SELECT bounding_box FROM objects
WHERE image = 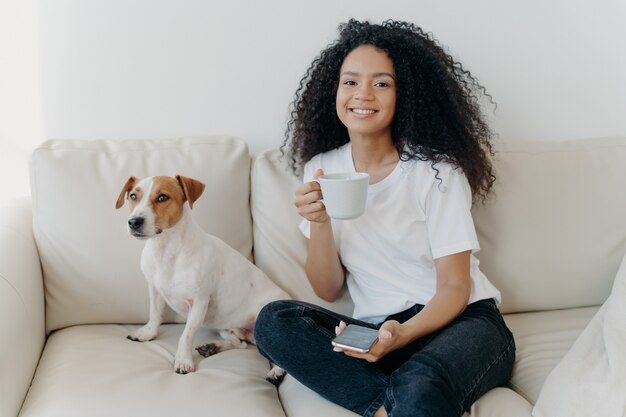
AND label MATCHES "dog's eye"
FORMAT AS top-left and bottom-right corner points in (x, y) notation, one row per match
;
(129, 193), (137, 201)
(157, 194), (169, 203)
